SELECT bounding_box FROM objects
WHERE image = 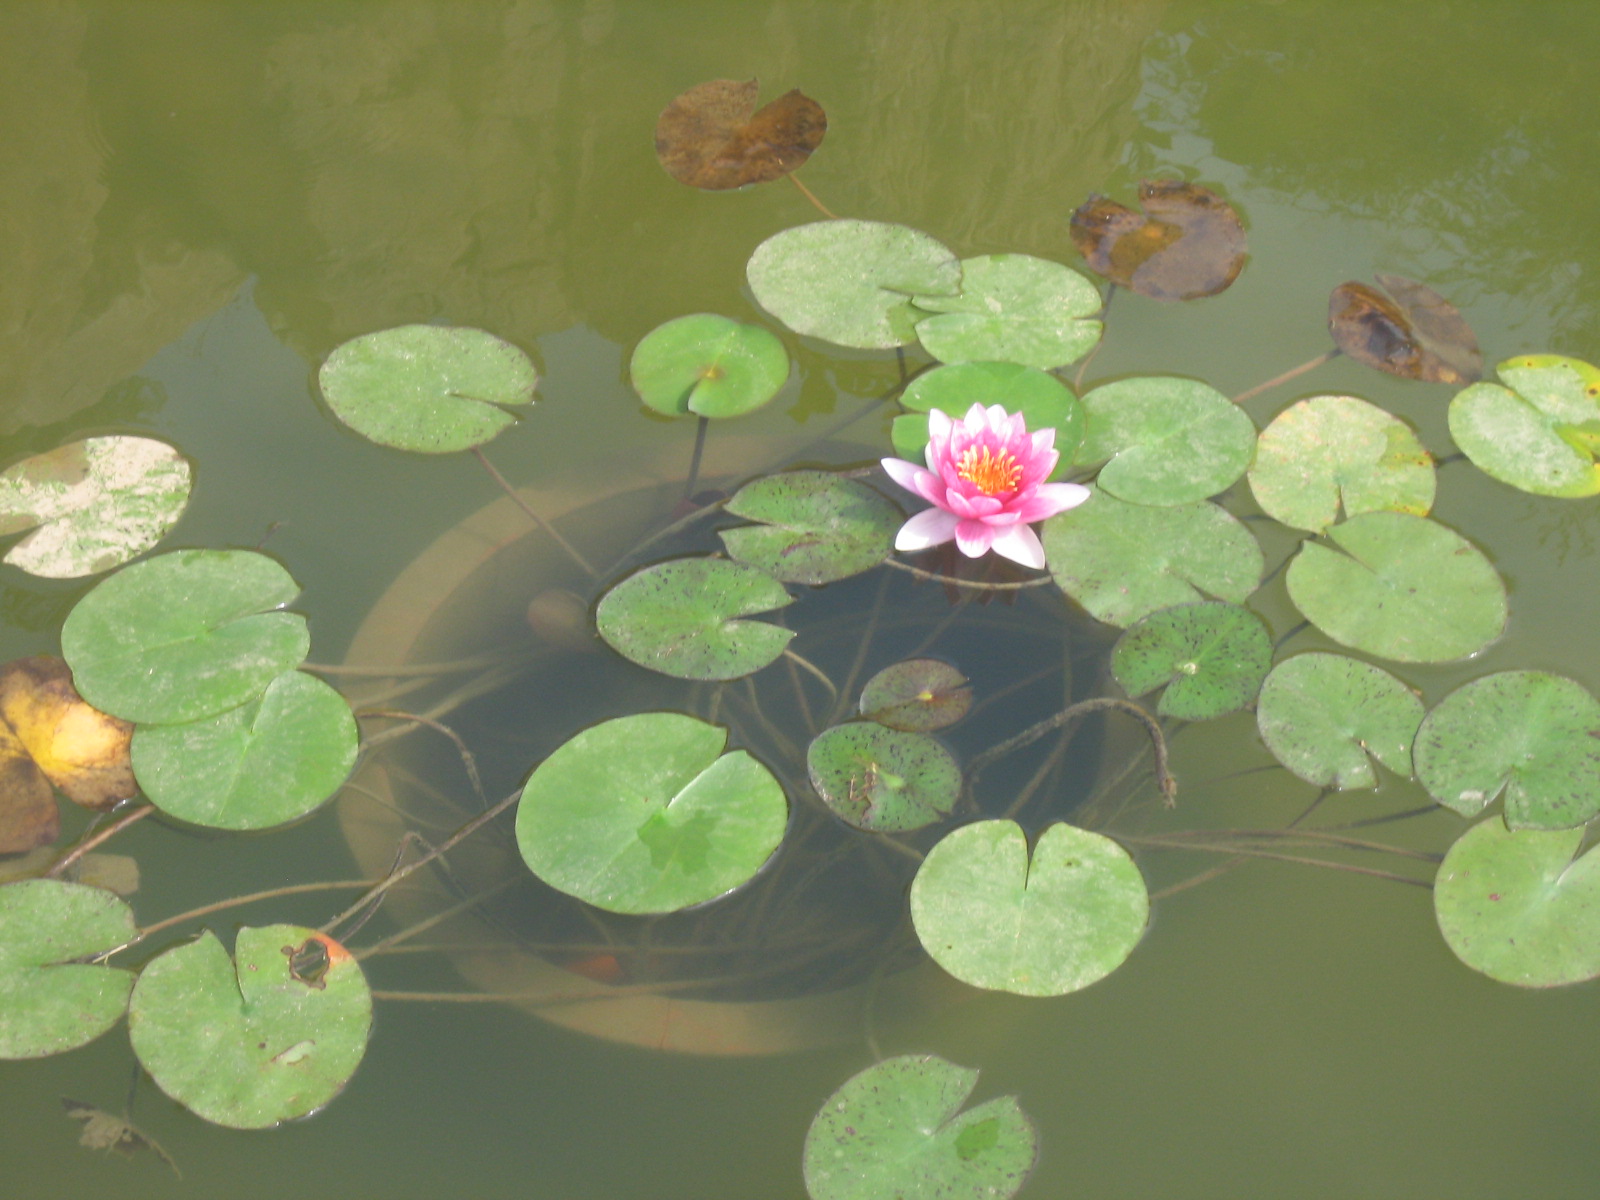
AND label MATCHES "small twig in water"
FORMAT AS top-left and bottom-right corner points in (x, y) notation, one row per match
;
(471, 447), (597, 577)
(969, 697), (1177, 807)
(1232, 348), (1339, 405)
(46, 804), (157, 880)
(788, 172), (838, 219)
